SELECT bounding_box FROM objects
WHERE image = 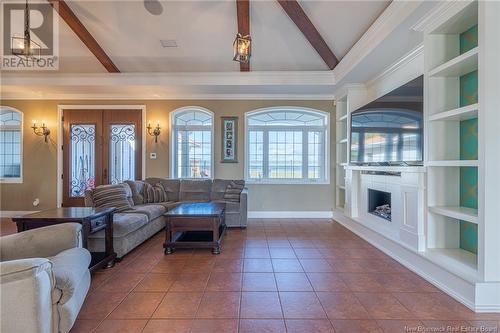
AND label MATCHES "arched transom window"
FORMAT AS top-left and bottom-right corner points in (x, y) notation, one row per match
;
(0, 107), (23, 182)
(171, 107), (214, 178)
(246, 107), (329, 183)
